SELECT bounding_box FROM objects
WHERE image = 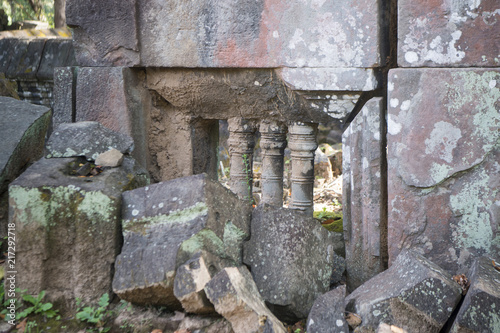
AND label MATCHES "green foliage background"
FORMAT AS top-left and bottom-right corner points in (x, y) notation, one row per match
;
(1, 0), (54, 27)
